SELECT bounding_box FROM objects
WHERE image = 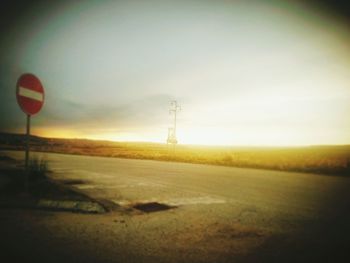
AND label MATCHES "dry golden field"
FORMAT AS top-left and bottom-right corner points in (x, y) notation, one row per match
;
(1, 133), (349, 175)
